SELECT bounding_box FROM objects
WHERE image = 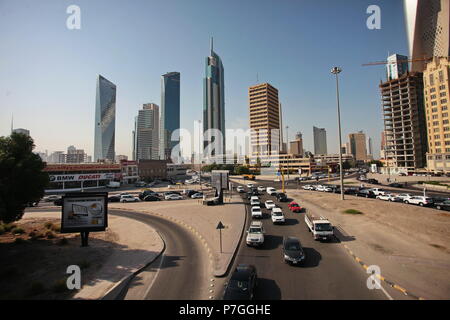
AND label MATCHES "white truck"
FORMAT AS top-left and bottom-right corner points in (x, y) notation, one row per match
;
(304, 213), (334, 241)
